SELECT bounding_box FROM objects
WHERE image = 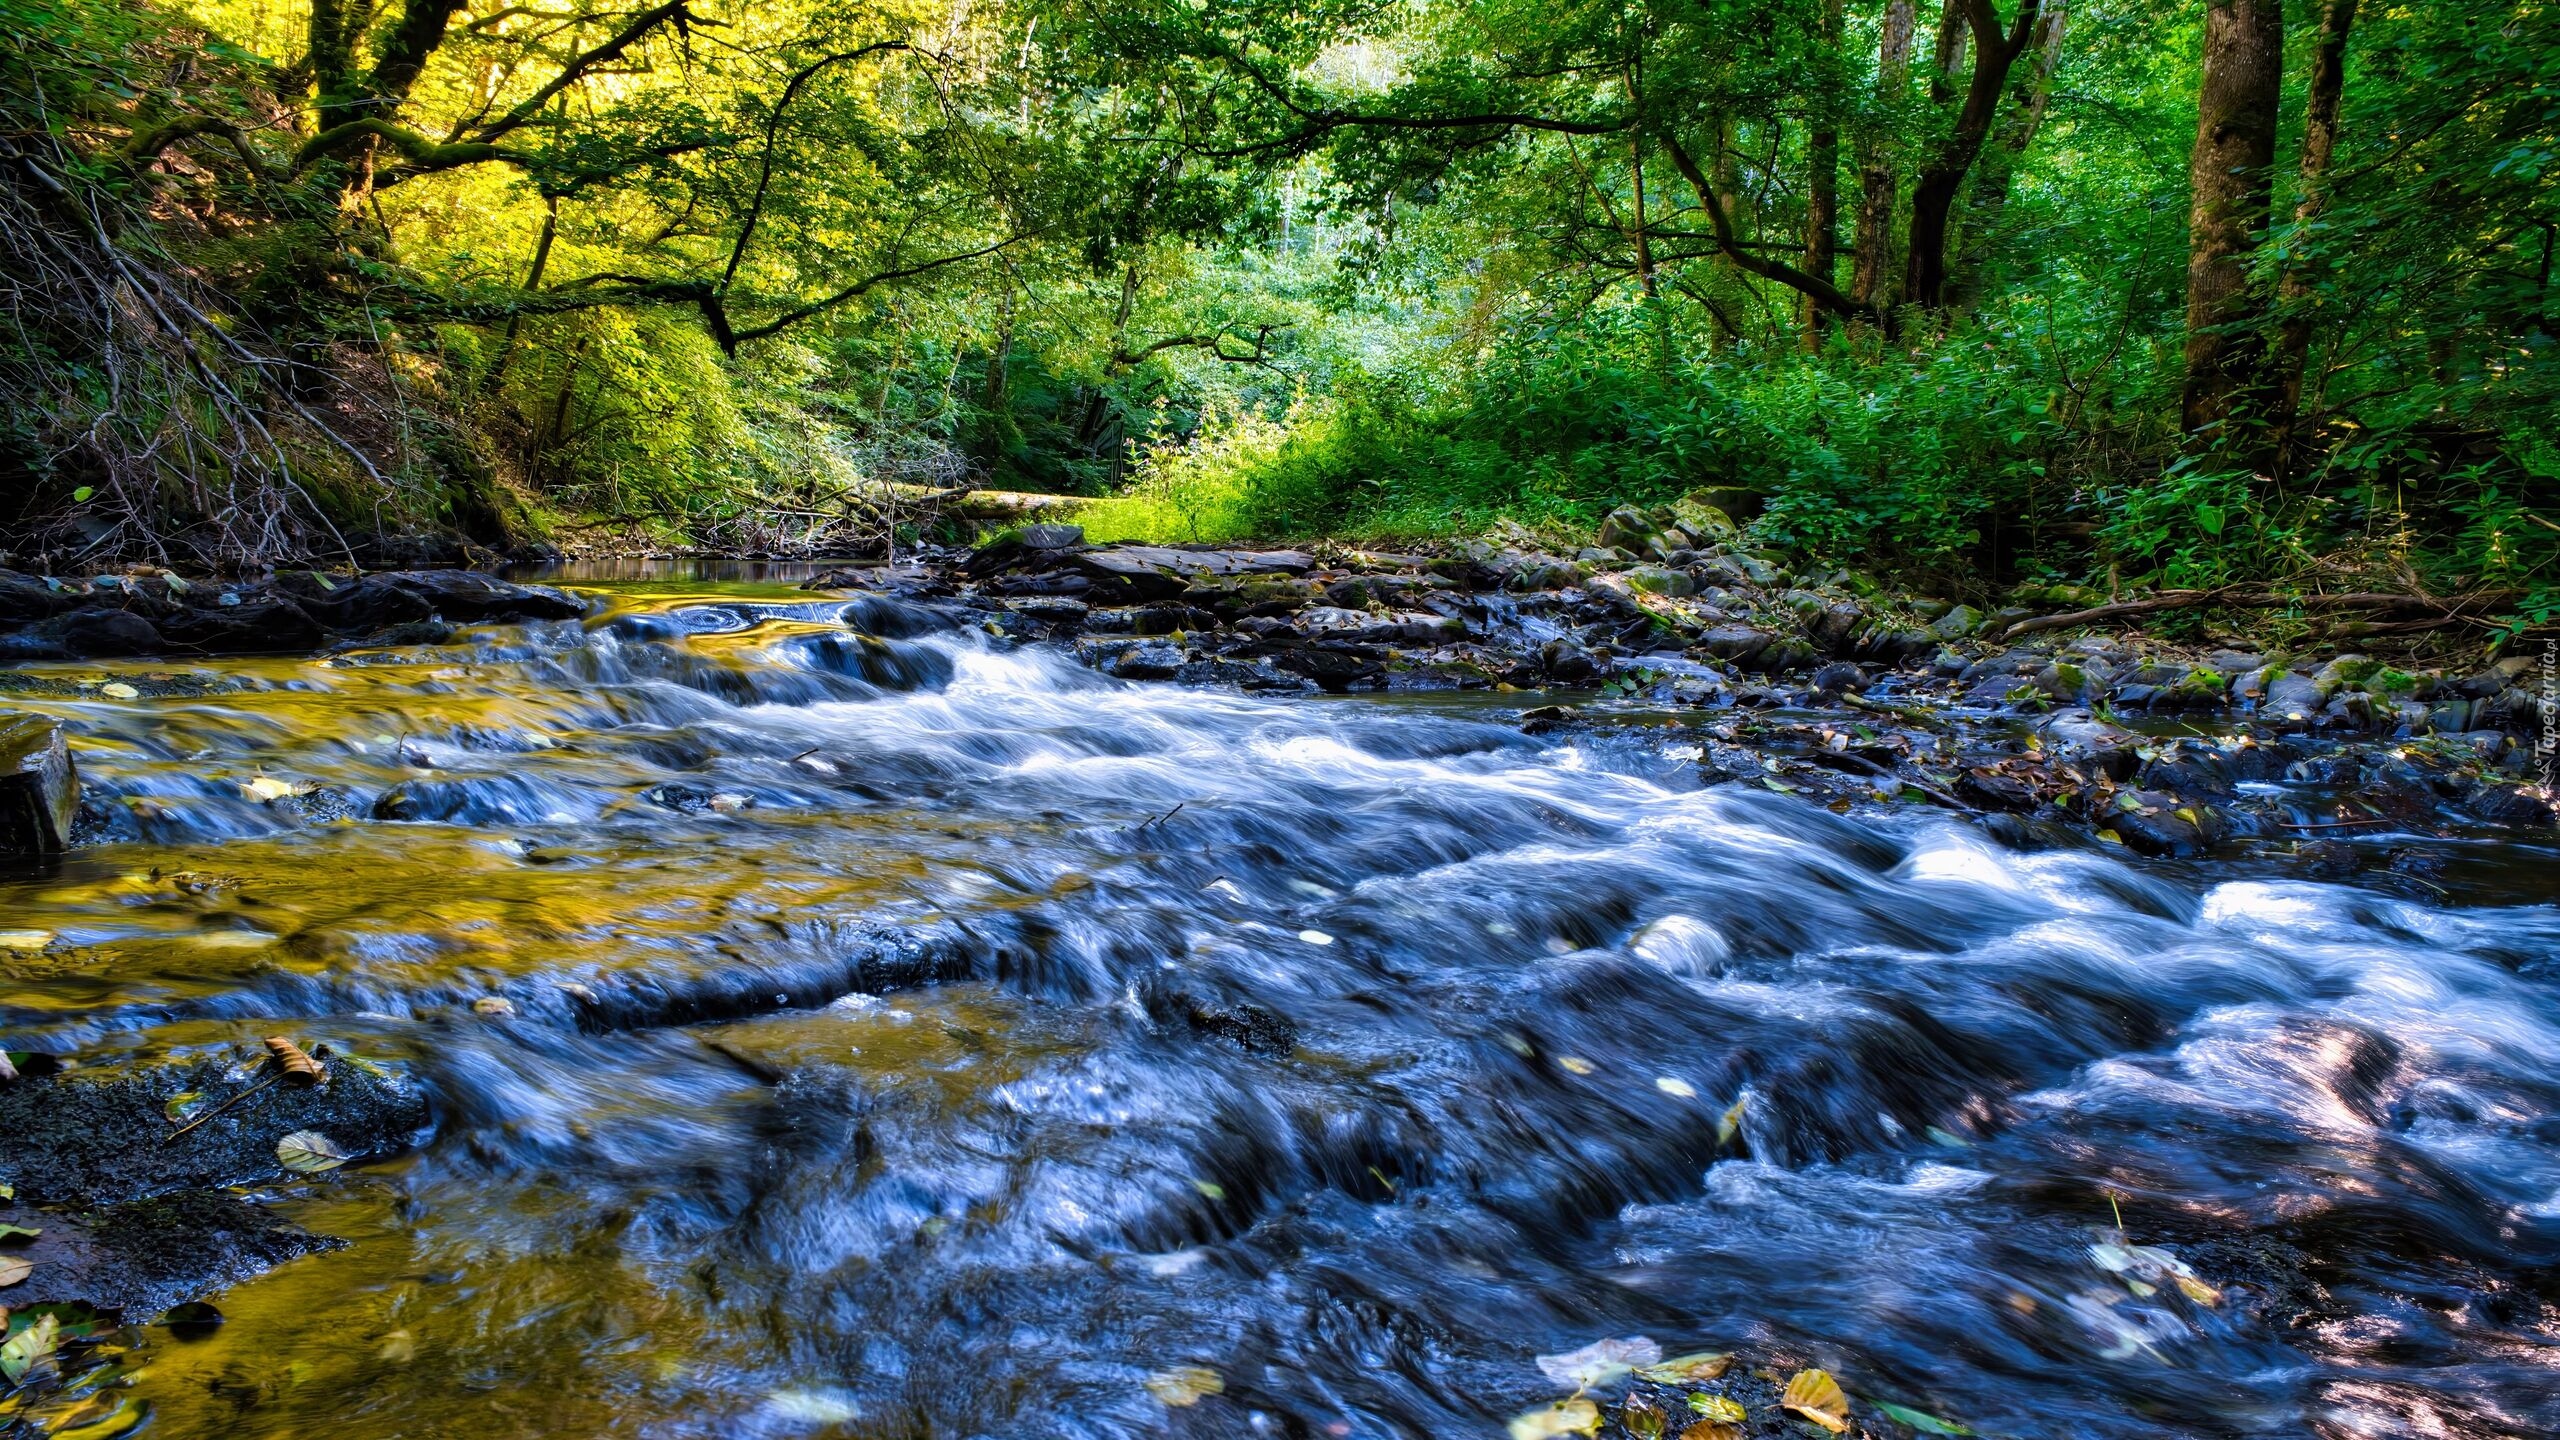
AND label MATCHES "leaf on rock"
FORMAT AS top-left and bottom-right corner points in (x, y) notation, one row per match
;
(1636, 1352), (1731, 1384)
(240, 776), (299, 802)
(1679, 1423), (1742, 1440)
(1507, 1398), (1602, 1439)
(1872, 1399), (1974, 1435)
(1535, 1335), (1660, 1390)
(0, 1224), (39, 1243)
(263, 1036), (326, 1085)
(275, 1130), (347, 1174)
(0, 1256), (30, 1287)
(163, 1090), (206, 1123)
(1686, 1394), (1745, 1422)
(1621, 1394), (1666, 1440)
(1144, 1365), (1224, 1407)
(98, 682), (139, 700)
(1781, 1368), (1850, 1434)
